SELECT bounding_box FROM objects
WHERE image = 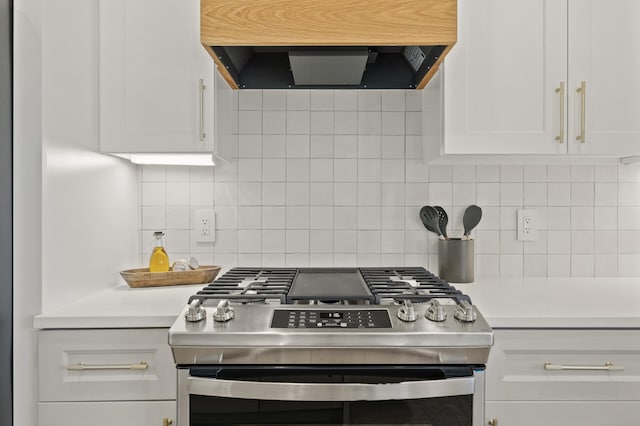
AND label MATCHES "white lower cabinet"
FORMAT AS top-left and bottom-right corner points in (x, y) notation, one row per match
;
(39, 401), (176, 426)
(486, 401), (640, 426)
(38, 328), (176, 426)
(485, 329), (640, 425)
